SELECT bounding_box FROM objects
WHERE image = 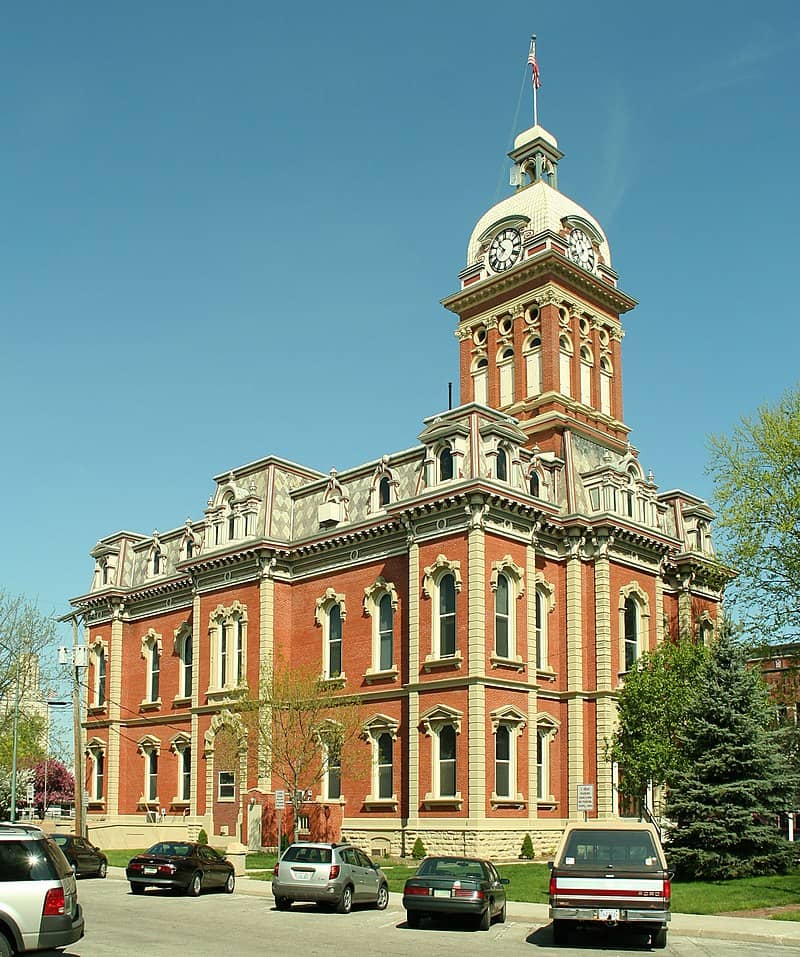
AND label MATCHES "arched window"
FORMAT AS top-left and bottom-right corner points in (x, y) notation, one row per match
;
(378, 475), (391, 507)
(529, 472), (540, 497)
(327, 604), (343, 678)
(495, 725), (511, 797)
(95, 647), (106, 707)
(580, 345), (593, 405)
(535, 586), (552, 670)
(186, 538), (194, 559)
(495, 574), (510, 658)
(208, 602), (248, 692)
(146, 750), (158, 802)
(600, 355), (613, 415)
(149, 645), (160, 702)
(152, 548), (161, 576)
(496, 447), (508, 482)
(472, 356), (488, 406)
(438, 725), (457, 797)
(181, 634), (193, 698)
(439, 446), (454, 482)
(438, 574), (456, 657)
(324, 740), (341, 800)
(524, 335), (542, 396)
(180, 746), (191, 801)
(498, 347), (515, 406)
(94, 750), (105, 800)
(624, 596), (639, 671)
(559, 335), (573, 397)
(377, 593), (394, 672)
(377, 733), (393, 799)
